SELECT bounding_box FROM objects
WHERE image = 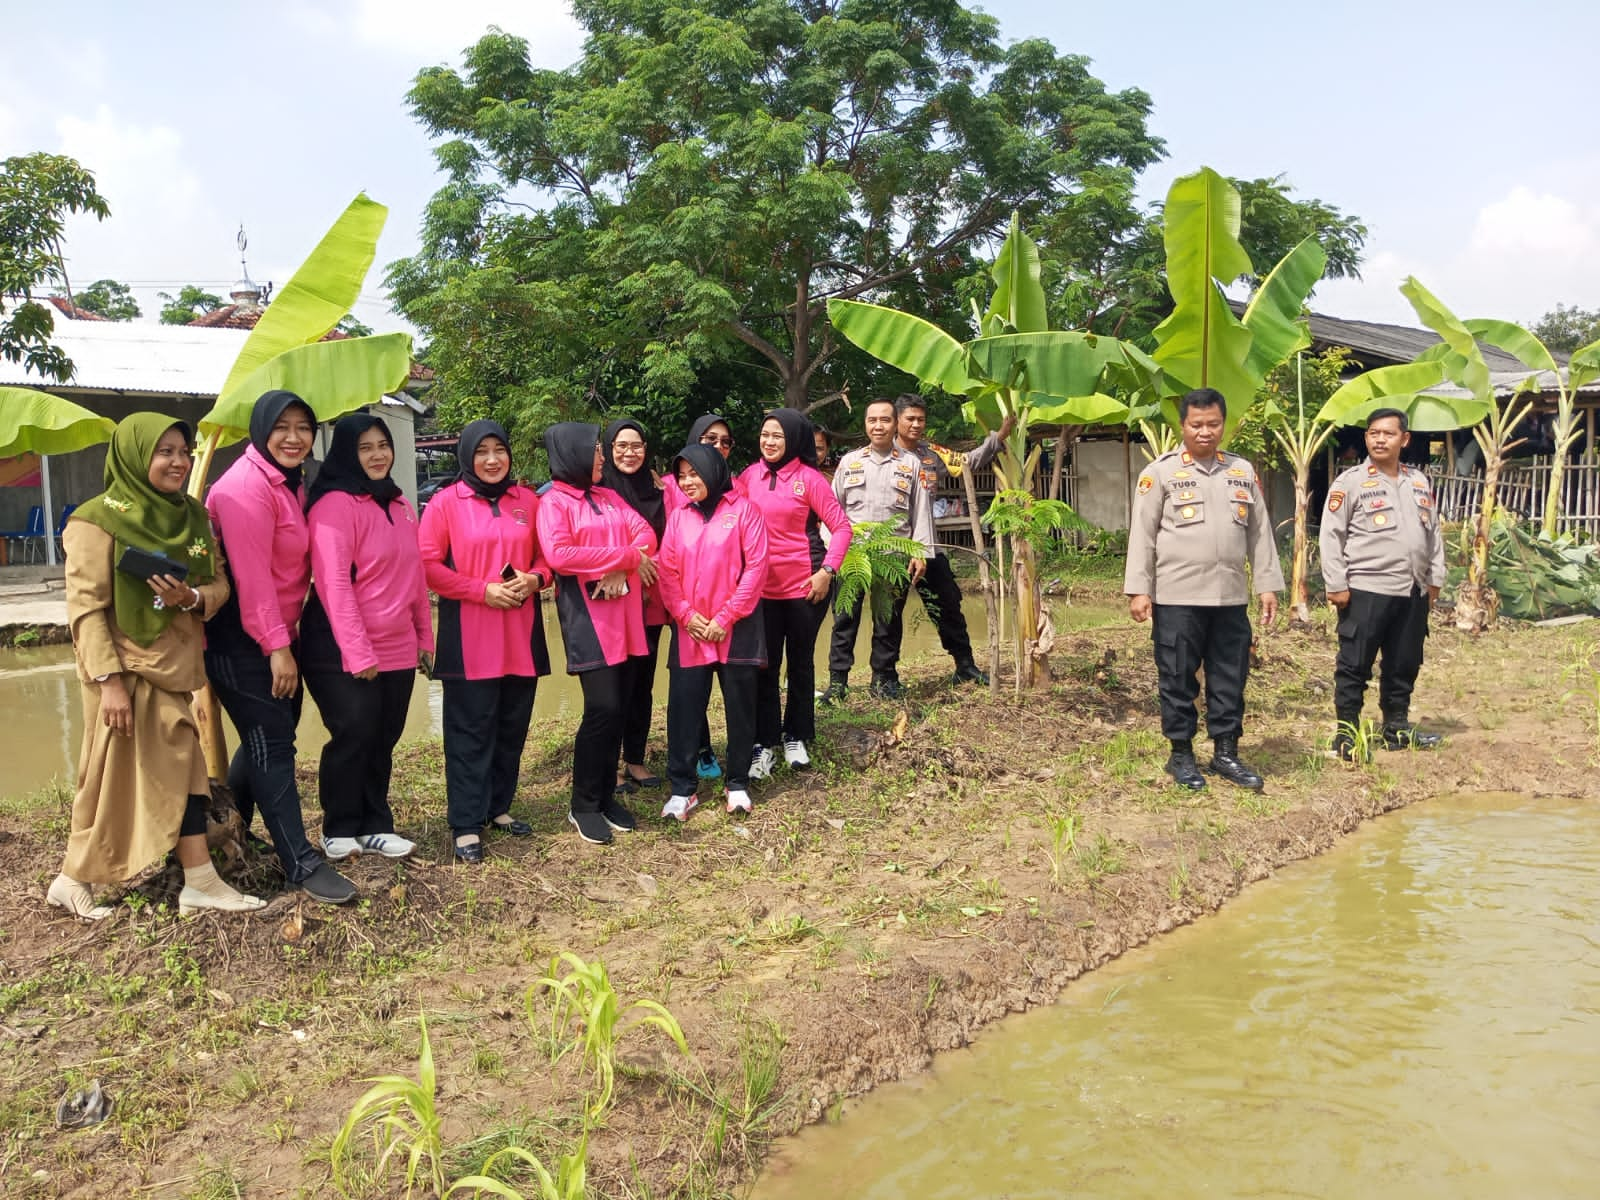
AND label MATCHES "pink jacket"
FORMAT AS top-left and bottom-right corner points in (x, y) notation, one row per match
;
(418, 483), (551, 680)
(737, 459), (852, 598)
(658, 494), (769, 668)
(536, 482), (657, 672)
(206, 444), (310, 655)
(309, 492), (434, 674)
